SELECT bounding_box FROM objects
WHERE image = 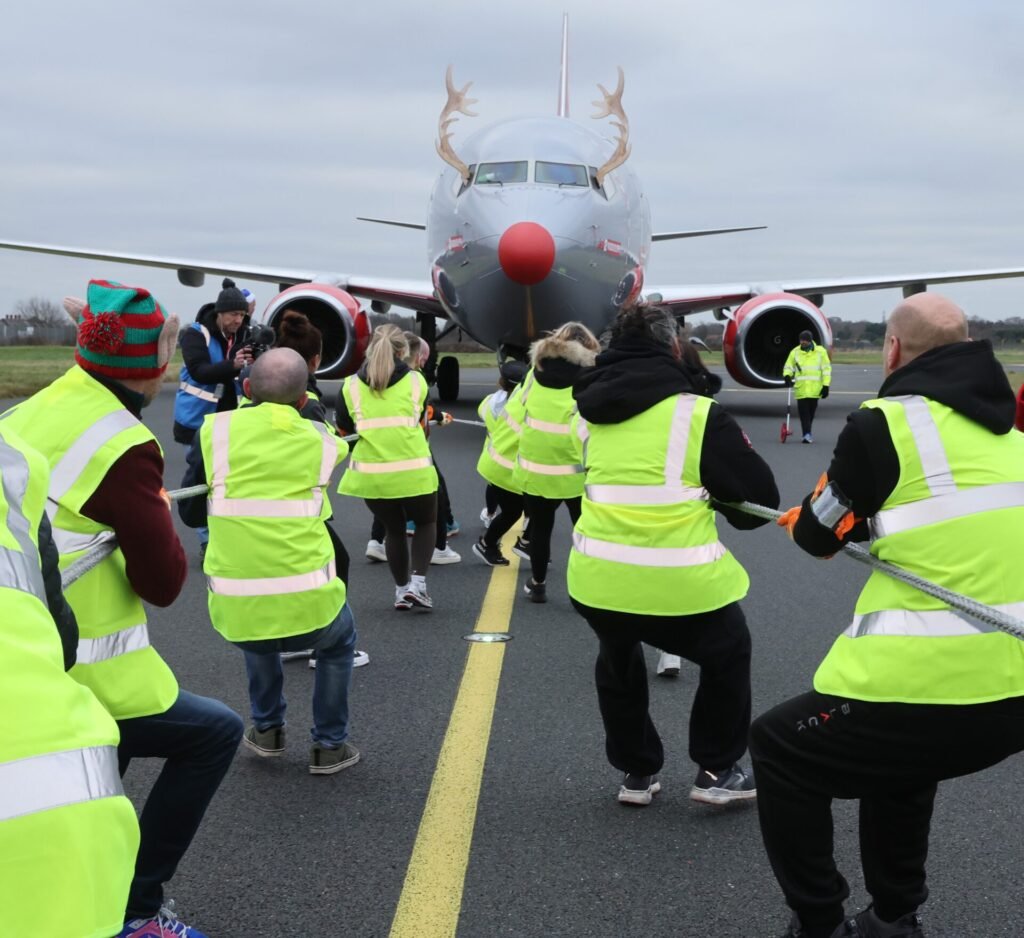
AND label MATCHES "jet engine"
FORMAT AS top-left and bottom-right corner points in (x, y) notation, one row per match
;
(254, 283), (370, 379)
(722, 292), (832, 388)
